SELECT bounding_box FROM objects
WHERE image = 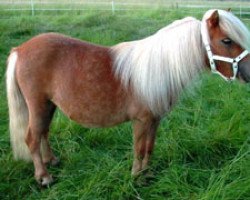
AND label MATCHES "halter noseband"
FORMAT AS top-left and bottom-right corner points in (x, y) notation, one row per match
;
(201, 22), (249, 81)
